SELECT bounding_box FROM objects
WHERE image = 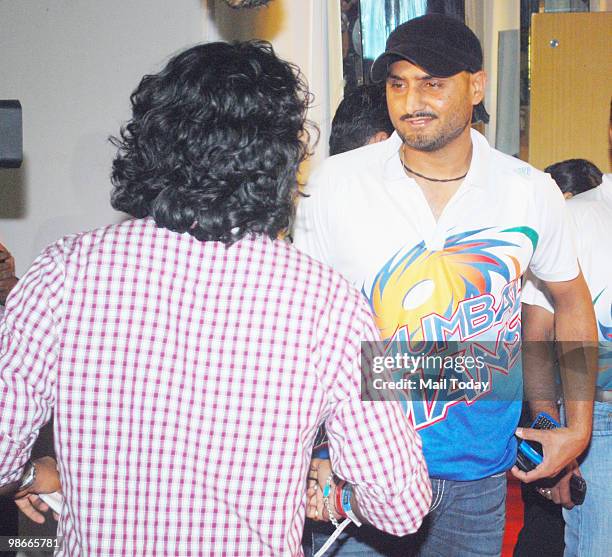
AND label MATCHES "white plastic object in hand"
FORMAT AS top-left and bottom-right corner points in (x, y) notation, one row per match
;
(39, 491), (63, 514)
(313, 518), (351, 557)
